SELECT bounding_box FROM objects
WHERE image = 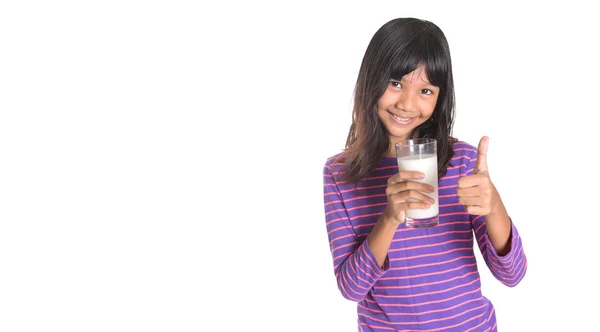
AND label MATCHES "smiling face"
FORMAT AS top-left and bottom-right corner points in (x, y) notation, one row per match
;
(377, 66), (440, 156)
